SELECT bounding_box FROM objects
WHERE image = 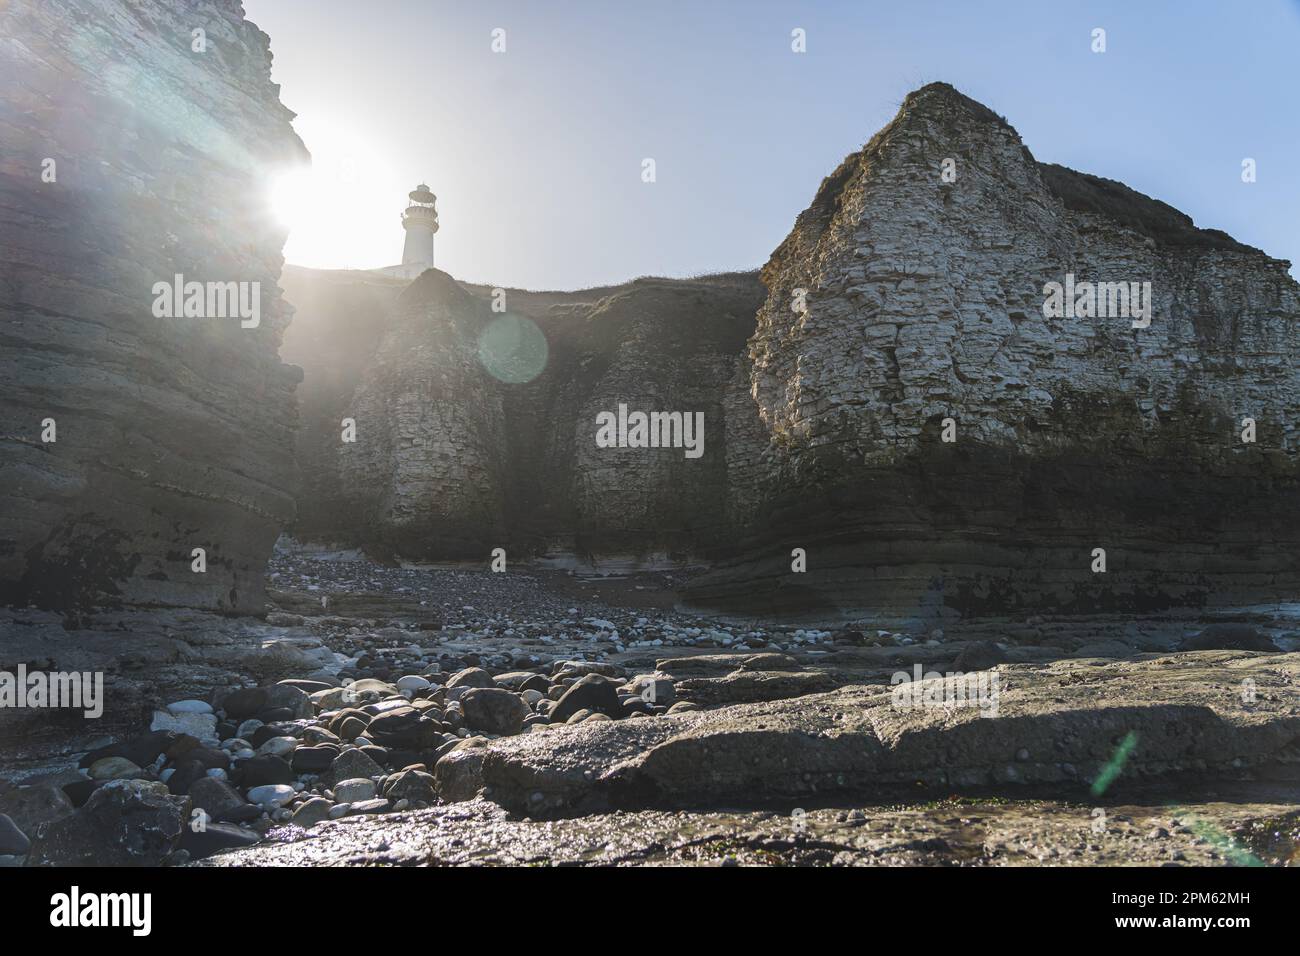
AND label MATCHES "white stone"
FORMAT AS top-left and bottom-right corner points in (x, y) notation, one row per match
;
(333, 778), (377, 803)
(150, 709), (217, 738)
(166, 699), (213, 715)
(247, 784), (295, 807)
